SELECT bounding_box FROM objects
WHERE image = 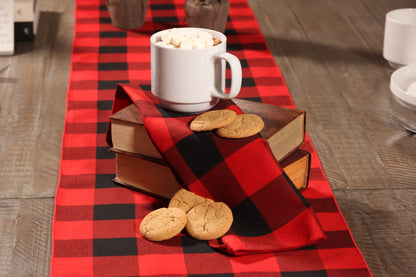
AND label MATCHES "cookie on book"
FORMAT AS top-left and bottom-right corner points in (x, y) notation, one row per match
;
(186, 201), (233, 240)
(140, 207), (187, 241)
(190, 109), (237, 132)
(169, 188), (213, 213)
(216, 114), (264, 138)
